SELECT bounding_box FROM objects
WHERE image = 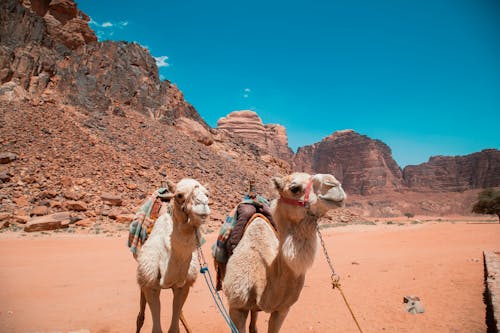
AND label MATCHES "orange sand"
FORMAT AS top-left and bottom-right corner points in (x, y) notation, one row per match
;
(0, 221), (498, 333)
